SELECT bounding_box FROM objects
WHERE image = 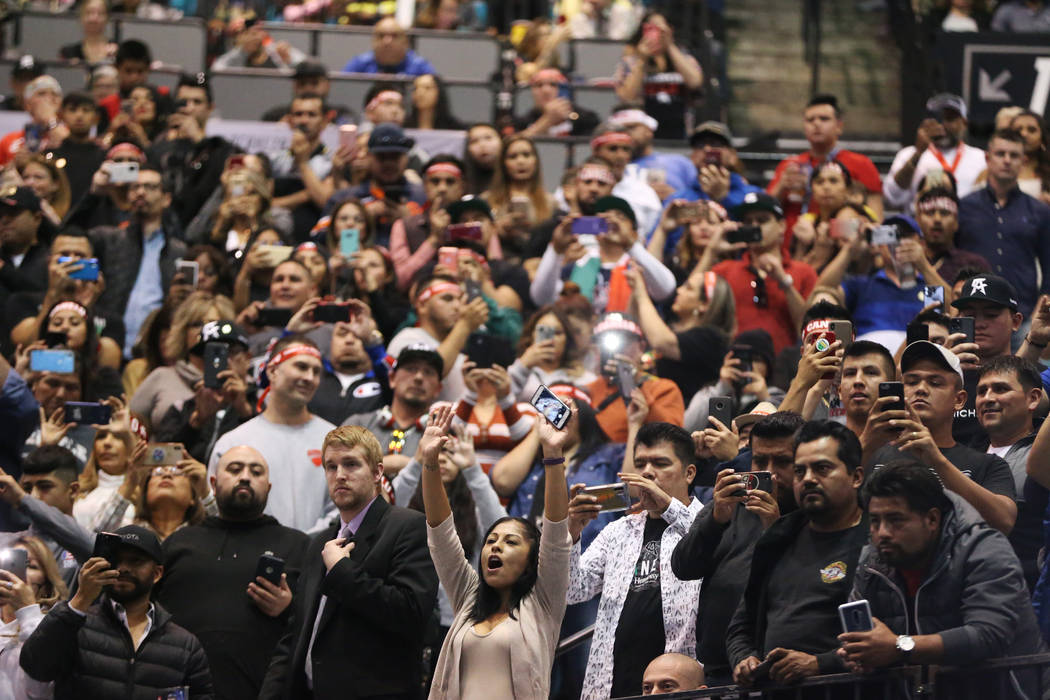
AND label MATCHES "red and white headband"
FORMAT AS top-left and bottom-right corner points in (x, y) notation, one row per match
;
(366, 90), (403, 112)
(917, 196), (958, 215)
(425, 163), (463, 179)
(416, 281), (461, 305)
(591, 132), (633, 150)
(610, 109), (658, 132)
(267, 344), (321, 368)
(577, 164), (616, 185)
(530, 68), (567, 85)
(49, 301), (87, 319)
